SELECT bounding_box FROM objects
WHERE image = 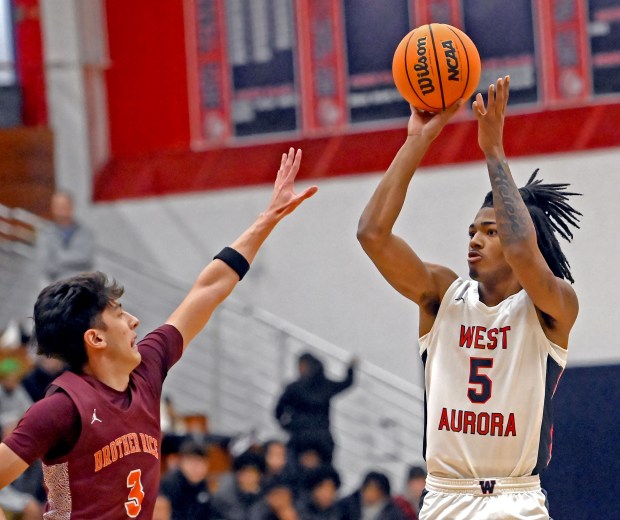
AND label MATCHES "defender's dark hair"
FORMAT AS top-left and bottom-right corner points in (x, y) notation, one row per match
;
(481, 169), (582, 283)
(33, 272), (124, 373)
